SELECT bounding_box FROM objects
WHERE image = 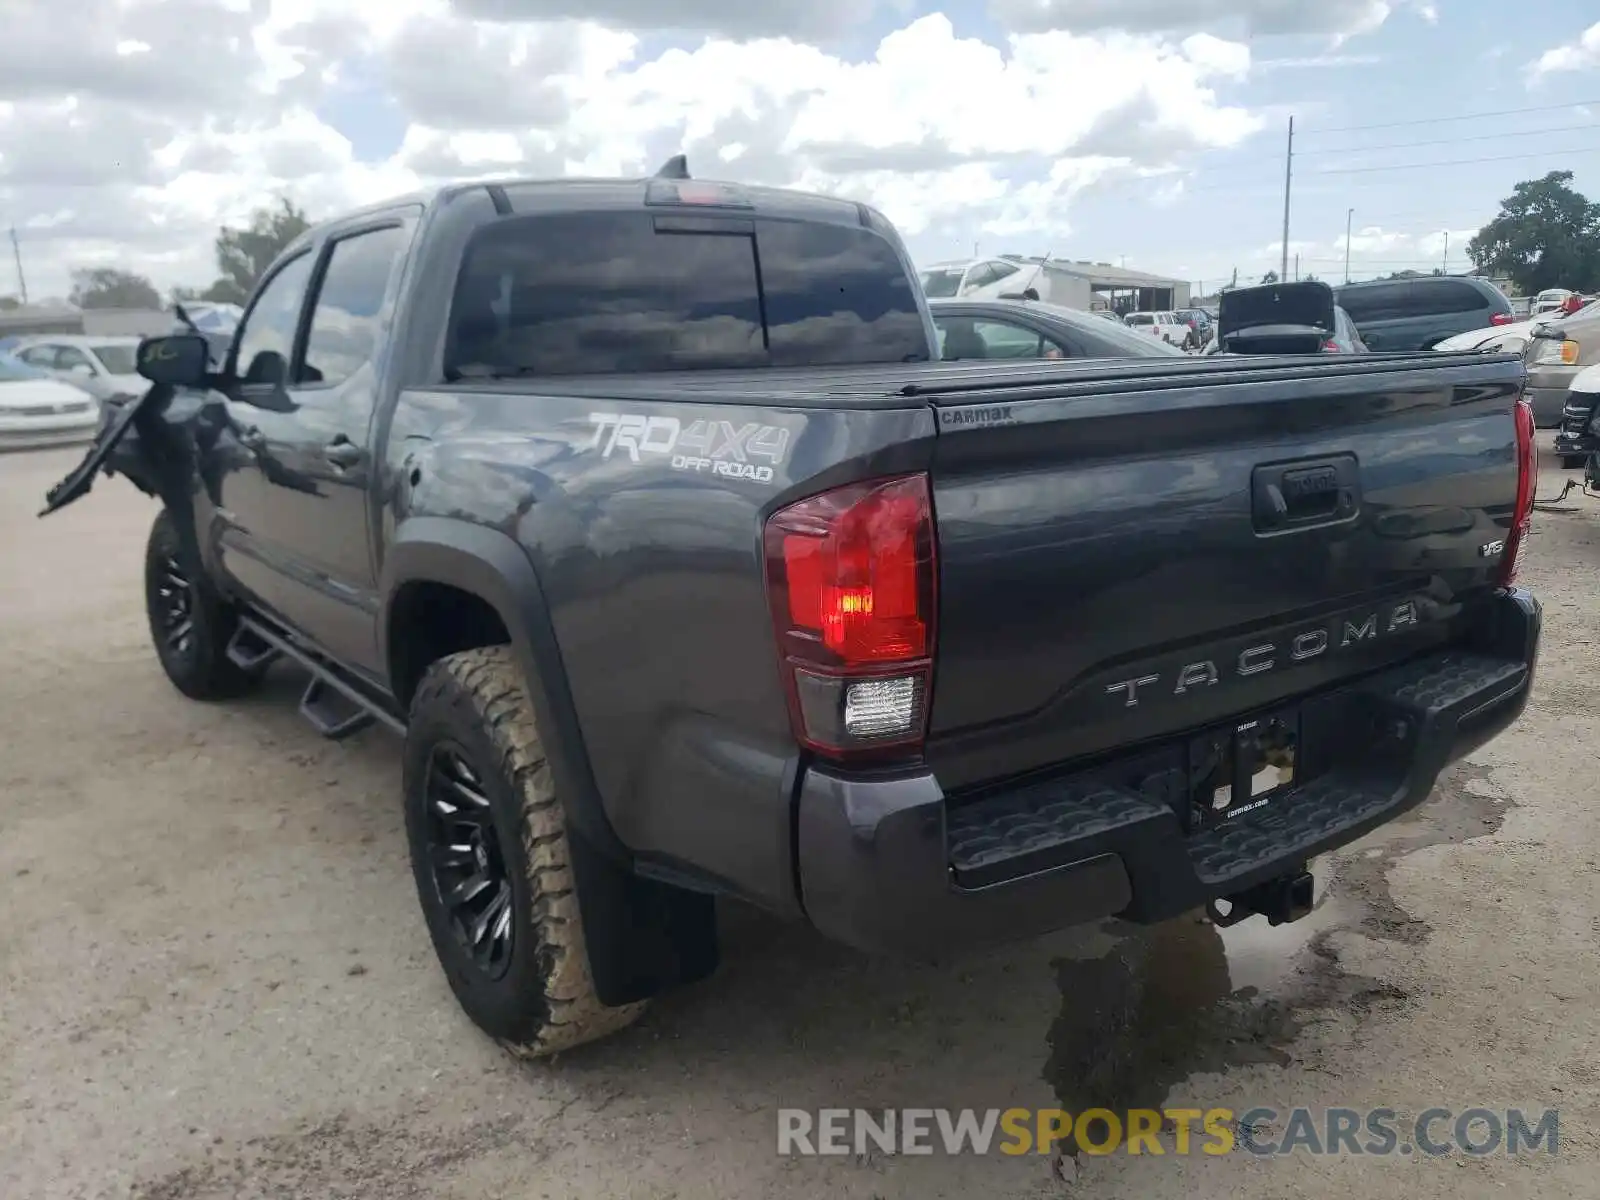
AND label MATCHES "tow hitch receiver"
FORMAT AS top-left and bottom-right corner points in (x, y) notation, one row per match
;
(1206, 869), (1315, 928)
